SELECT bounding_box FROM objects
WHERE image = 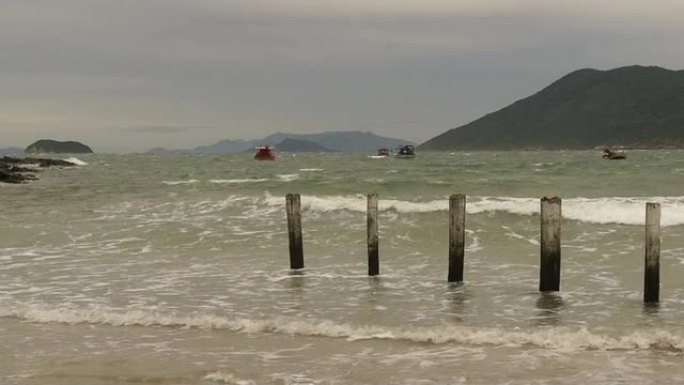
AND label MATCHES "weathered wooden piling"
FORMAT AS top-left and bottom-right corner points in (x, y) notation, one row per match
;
(367, 193), (379, 276)
(286, 193), (304, 269)
(448, 194), (466, 282)
(540, 196), (561, 292)
(644, 202), (661, 303)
